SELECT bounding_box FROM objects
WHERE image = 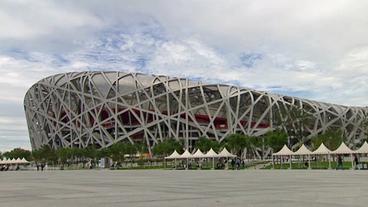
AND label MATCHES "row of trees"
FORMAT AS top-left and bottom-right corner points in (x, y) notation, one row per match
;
(0, 148), (32, 161)
(1, 120), (366, 164)
(310, 130), (343, 151)
(0, 131), (287, 164)
(31, 142), (148, 165)
(0, 142), (146, 166)
(151, 130), (289, 159)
